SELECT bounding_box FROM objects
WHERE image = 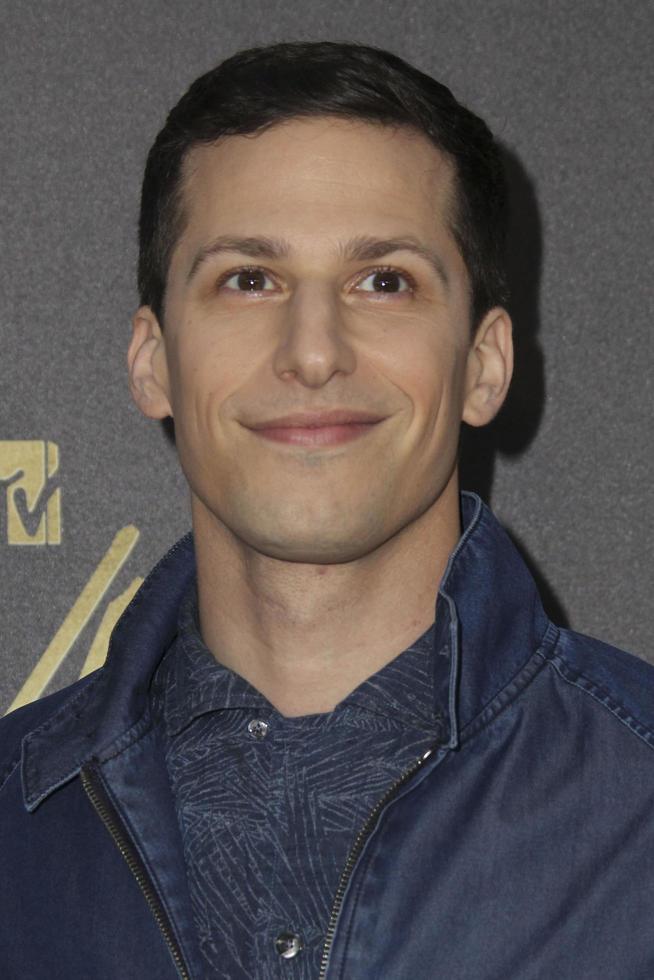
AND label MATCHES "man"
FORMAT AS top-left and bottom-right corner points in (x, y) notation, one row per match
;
(1, 39), (652, 980)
